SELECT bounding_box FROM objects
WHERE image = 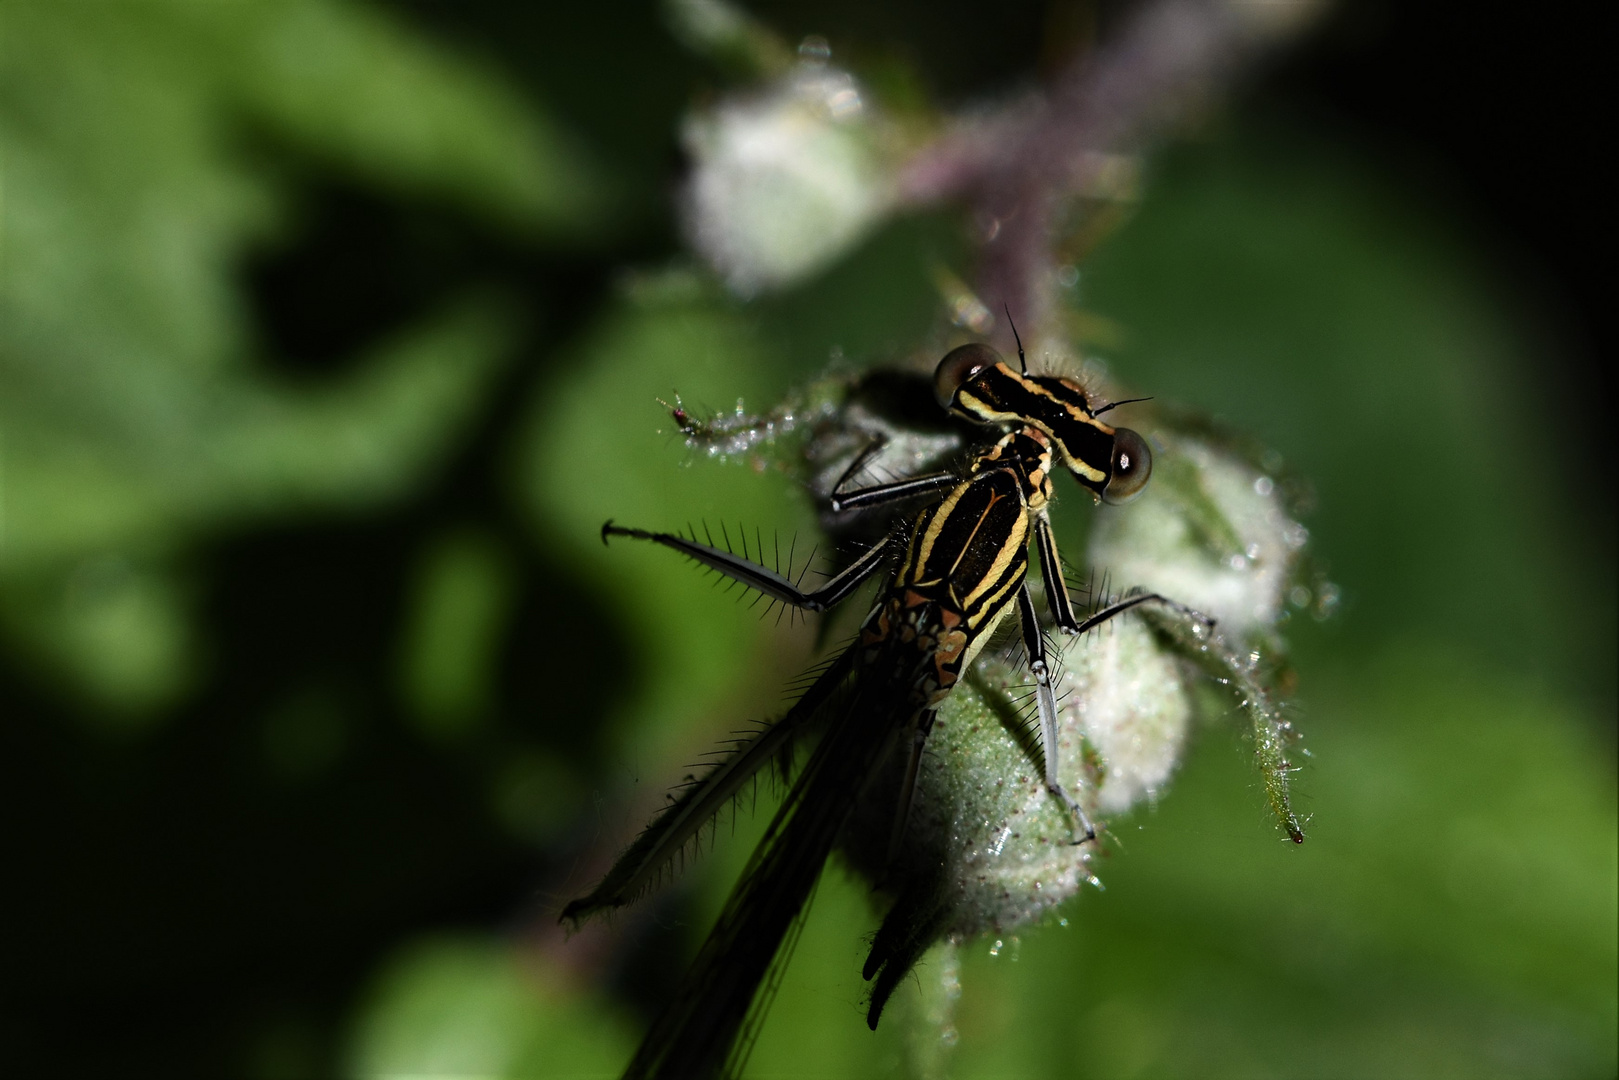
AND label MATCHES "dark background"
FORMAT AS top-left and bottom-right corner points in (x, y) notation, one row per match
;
(2, 2), (1610, 1077)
